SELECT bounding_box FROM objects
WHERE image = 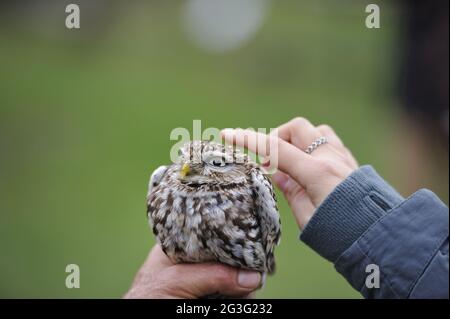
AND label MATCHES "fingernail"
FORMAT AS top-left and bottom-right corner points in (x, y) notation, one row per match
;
(261, 157), (270, 167)
(238, 270), (261, 288)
